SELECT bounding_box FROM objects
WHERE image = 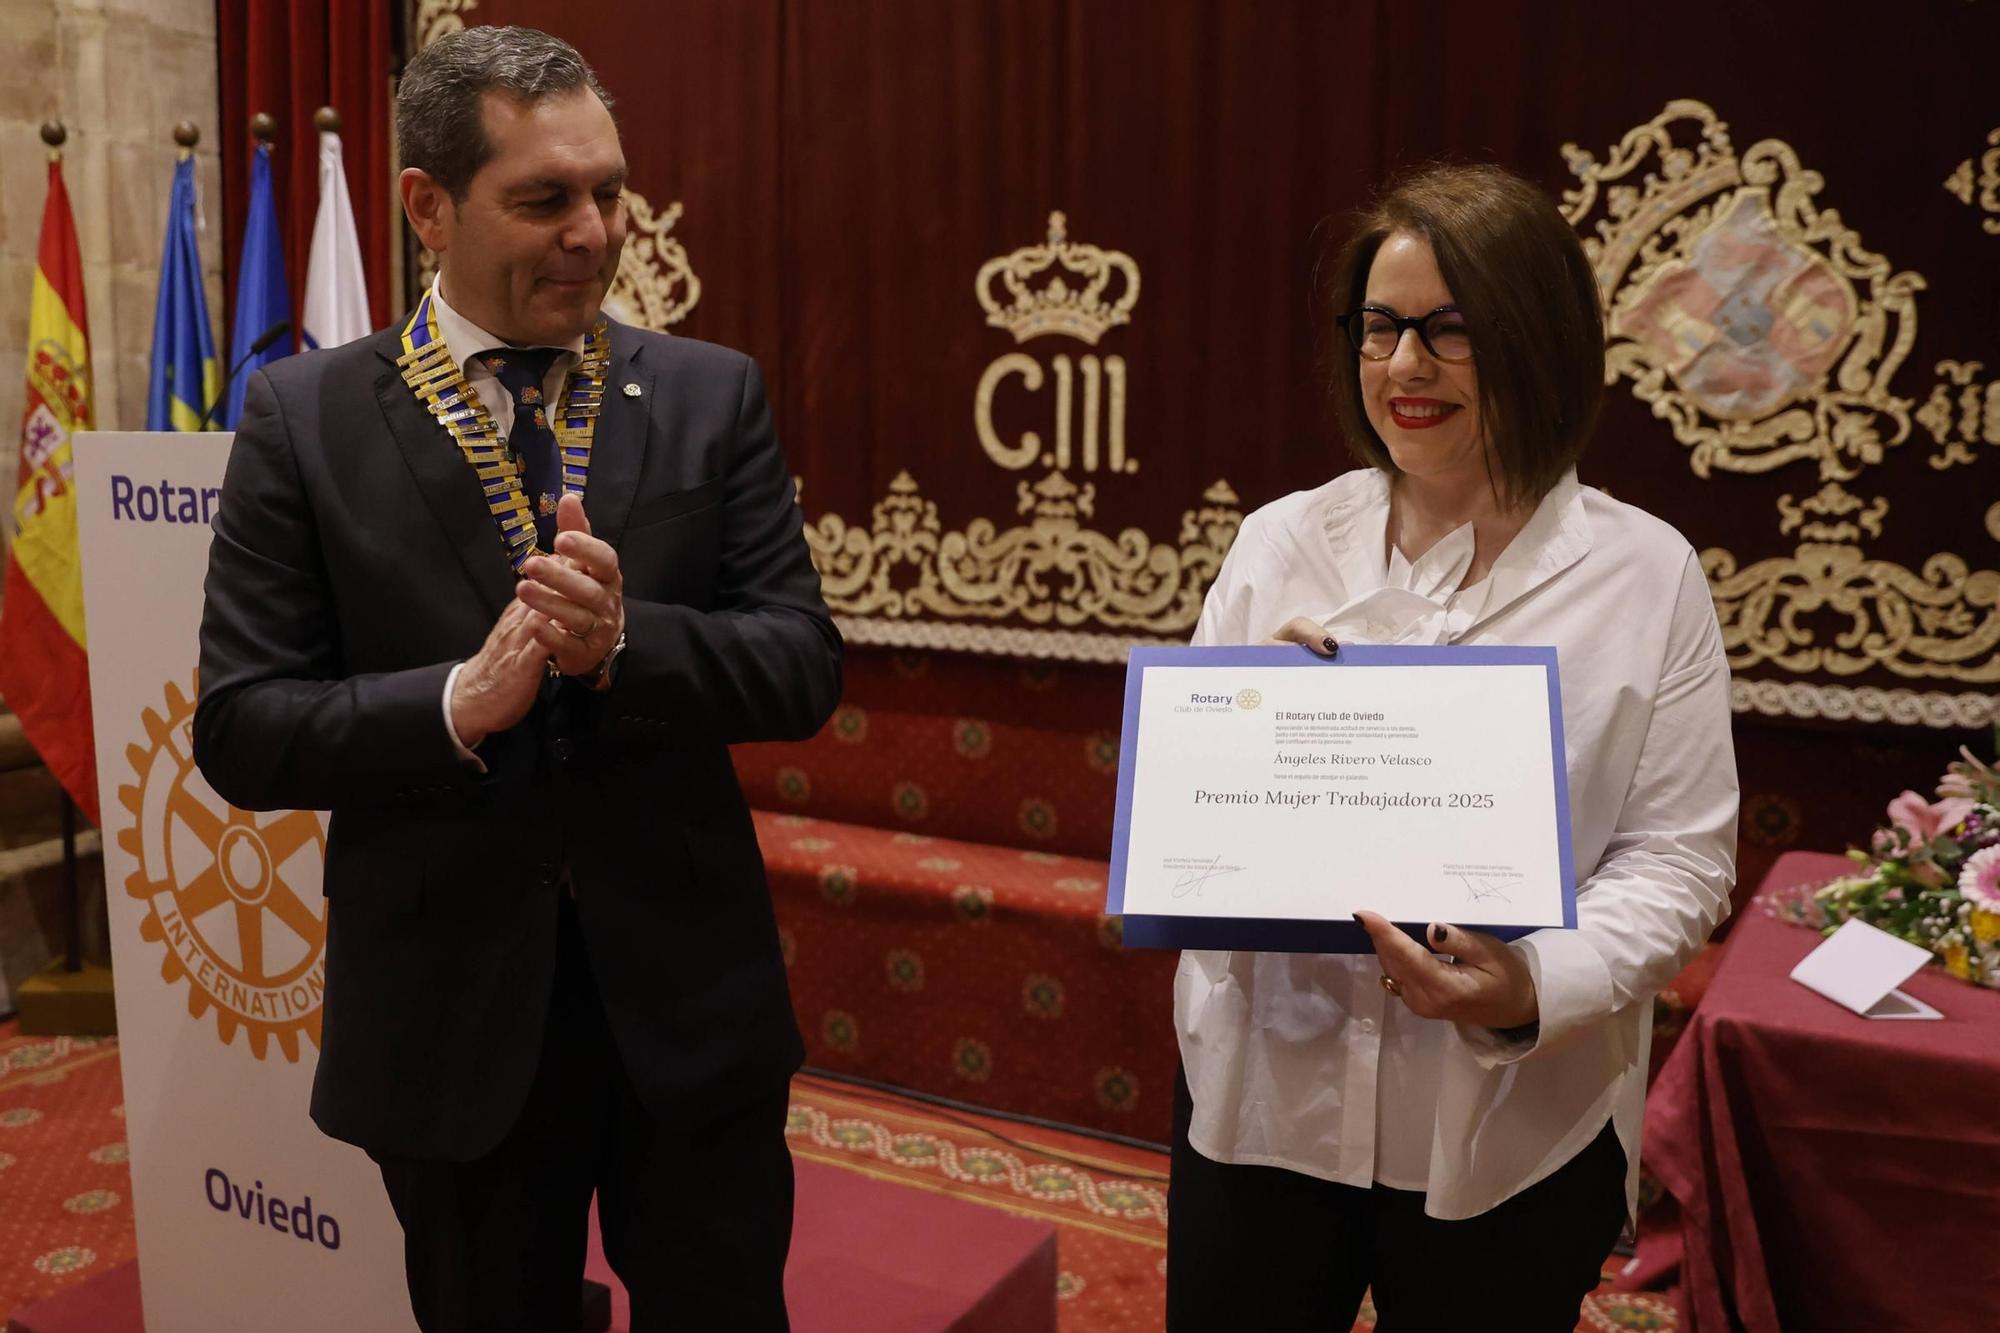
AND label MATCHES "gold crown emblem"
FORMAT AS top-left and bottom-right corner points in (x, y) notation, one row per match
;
(976, 212), (1140, 346)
